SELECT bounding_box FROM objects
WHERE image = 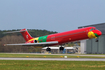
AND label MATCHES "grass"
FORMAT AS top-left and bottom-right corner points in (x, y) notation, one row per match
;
(0, 53), (105, 58)
(0, 53), (105, 70)
(0, 60), (105, 70)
